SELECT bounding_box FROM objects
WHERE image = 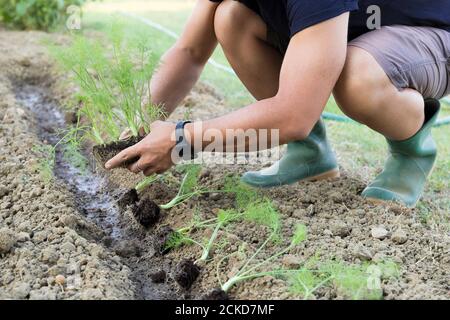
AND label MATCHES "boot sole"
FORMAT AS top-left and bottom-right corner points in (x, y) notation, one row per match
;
(300, 169), (341, 182)
(364, 163), (437, 209)
(306, 168), (341, 182)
